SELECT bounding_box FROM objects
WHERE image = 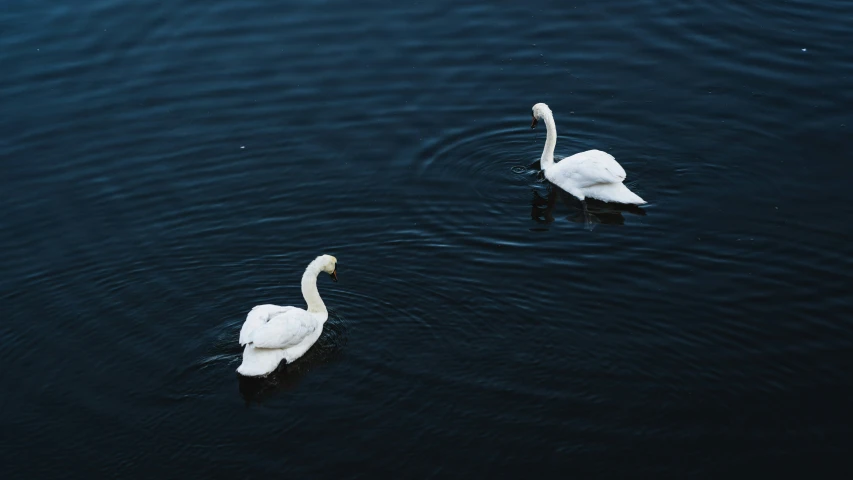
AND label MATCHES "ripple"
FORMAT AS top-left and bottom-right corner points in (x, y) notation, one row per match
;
(415, 121), (534, 182)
